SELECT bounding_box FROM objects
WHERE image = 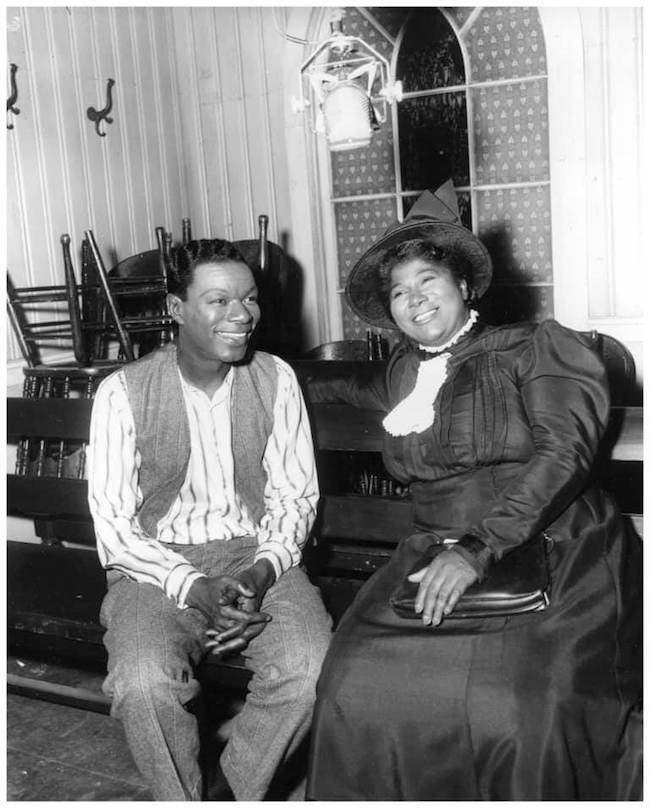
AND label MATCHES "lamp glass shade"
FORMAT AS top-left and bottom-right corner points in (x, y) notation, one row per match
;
(322, 81), (372, 152)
